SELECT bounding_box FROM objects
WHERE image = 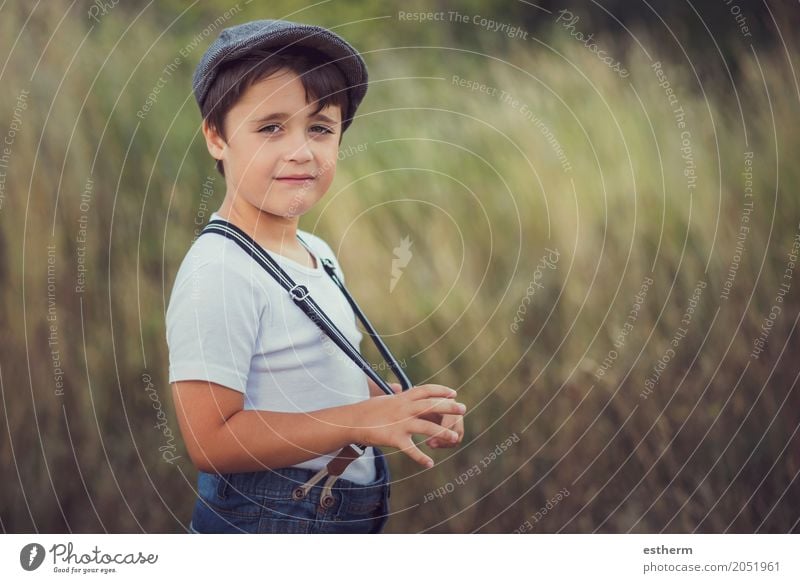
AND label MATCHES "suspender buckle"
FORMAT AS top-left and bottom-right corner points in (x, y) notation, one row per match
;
(289, 284), (310, 302)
